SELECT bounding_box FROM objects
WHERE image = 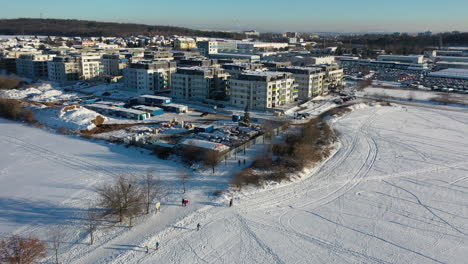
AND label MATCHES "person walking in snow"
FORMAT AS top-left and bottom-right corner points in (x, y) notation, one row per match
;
(181, 198), (185, 206)
(197, 223), (201, 231)
(229, 198), (233, 207)
(238, 160), (241, 166)
(145, 245), (149, 253)
(155, 241), (160, 251)
(155, 202), (161, 212)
